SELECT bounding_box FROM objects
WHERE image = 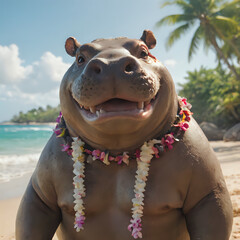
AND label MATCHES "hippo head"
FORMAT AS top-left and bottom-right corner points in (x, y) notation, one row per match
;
(60, 30), (178, 153)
